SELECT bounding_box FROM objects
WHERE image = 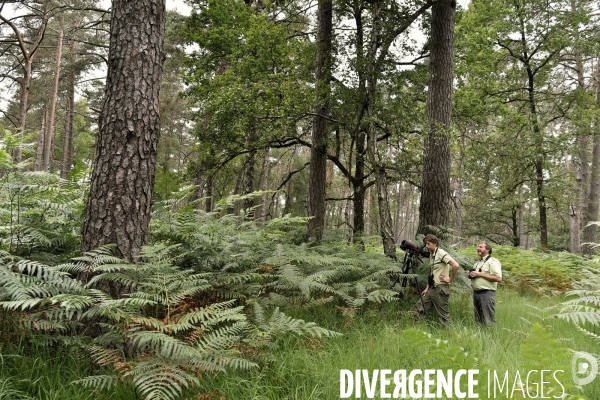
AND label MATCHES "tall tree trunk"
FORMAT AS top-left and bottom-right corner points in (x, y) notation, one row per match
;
(14, 57), (34, 165)
(306, 0), (333, 243)
(582, 133), (600, 255)
(417, 0), (455, 237)
(81, 0), (166, 262)
(205, 176), (213, 212)
(242, 123), (257, 215)
(362, 0), (396, 258)
(454, 135), (465, 238)
(257, 147), (270, 225)
(518, 187), (525, 247)
(566, 151), (580, 253)
(580, 59), (600, 254)
(569, 0), (591, 253)
(35, 105), (47, 171)
(352, 139), (366, 238)
(283, 177), (292, 216)
(243, 151), (256, 214)
(511, 205), (520, 247)
(526, 64), (549, 251)
(43, 26), (64, 172)
(232, 168), (244, 215)
(582, 72), (600, 255)
(61, 38), (78, 178)
(365, 186), (372, 236)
